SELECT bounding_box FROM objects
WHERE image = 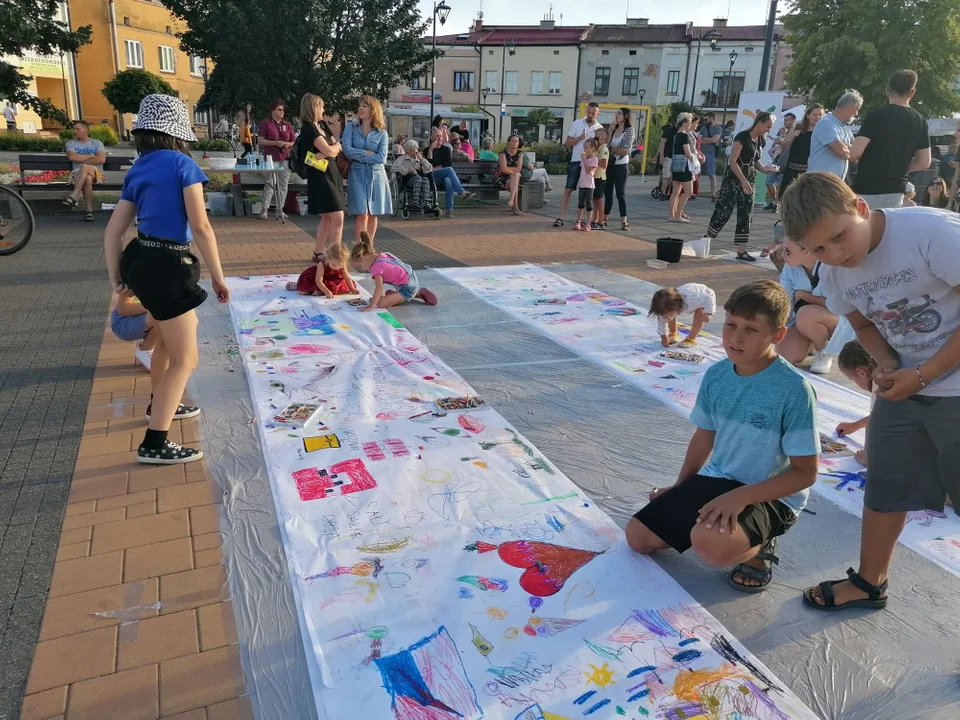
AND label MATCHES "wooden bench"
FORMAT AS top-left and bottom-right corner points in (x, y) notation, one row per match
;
(443, 160), (500, 202)
(14, 154), (135, 195)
